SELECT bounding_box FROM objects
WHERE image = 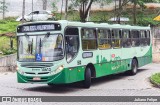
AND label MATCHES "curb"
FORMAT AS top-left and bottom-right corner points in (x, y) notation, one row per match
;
(150, 76), (160, 88)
